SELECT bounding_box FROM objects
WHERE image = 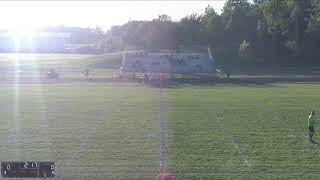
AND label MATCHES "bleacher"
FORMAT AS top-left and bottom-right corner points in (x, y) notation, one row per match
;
(122, 50), (216, 74)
